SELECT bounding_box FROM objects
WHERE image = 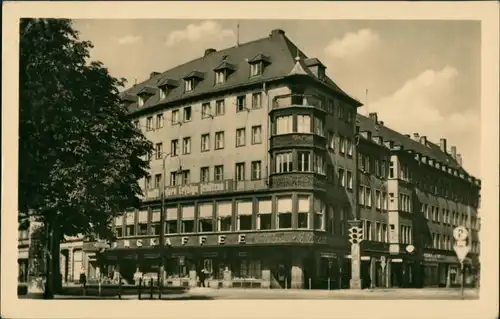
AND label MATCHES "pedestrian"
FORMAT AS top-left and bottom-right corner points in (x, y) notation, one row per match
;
(79, 267), (87, 295)
(199, 267), (206, 287)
